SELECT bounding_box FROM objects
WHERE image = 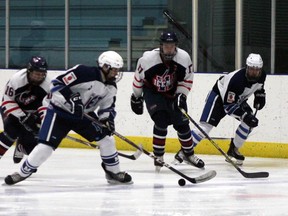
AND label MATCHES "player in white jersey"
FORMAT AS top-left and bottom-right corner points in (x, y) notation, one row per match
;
(5, 51), (133, 185)
(177, 53), (266, 165)
(0, 56), (50, 164)
(131, 31), (204, 171)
